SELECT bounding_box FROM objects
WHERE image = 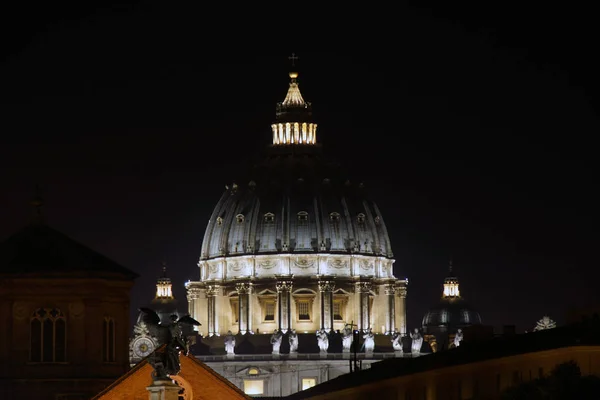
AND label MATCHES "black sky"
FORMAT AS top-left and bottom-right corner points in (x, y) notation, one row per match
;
(1, 3), (597, 333)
